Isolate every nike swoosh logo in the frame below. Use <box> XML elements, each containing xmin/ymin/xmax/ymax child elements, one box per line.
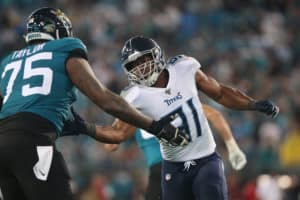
<box><xmin>38</xmin><ymin>169</ymin><xmax>46</xmax><ymax>176</ymax></box>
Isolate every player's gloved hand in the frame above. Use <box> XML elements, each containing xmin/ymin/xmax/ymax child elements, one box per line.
<box><xmin>225</xmin><ymin>138</ymin><xmax>247</xmax><ymax>170</ymax></box>
<box><xmin>148</xmin><ymin>114</ymin><xmax>189</xmax><ymax>146</ymax></box>
<box><xmin>62</xmin><ymin>107</ymin><xmax>96</xmax><ymax>137</ymax></box>
<box><xmin>249</xmin><ymin>100</ymin><xmax>279</xmax><ymax>118</ymax></box>
<box><xmin>157</xmin><ymin>123</ymin><xmax>190</xmax><ymax>146</ymax></box>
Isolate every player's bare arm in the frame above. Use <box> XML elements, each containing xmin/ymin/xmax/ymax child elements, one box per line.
<box><xmin>103</xmin><ymin>119</ymin><xmax>136</xmax><ymax>152</ymax></box>
<box><xmin>66</xmin><ymin>57</ymin><xmax>153</xmax><ymax>130</ymax></box>
<box><xmin>110</xmin><ymin>119</ymin><xmax>137</xmax><ymax>140</ymax></box>
<box><xmin>195</xmin><ymin>69</ymin><xmax>279</xmax><ymax>117</ymax></box>
<box><xmin>195</xmin><ymin>69</ymin><xmax>253</xmax><ymax>109</ymax></box>
<box><xmin>88</xmin><ymin>125</ymin><xmax>131</xmax><ymax>144</ymax></box>
<box><xmin>62</xmin><ymin>108</ymin><xmax>136</xmax><ymax>144</ymax></box>
<box><xmin>202</xmin><ymin>104</ymin><xmax>232</xmax><ymax>140</ymax></box>
<box><xmin>98</xmin><ymin>119</ymin><xmax>136</xmax><ymax>145</ymax></box>
<box><xmin>62</xmin><ymin>111</ymin><xmax>136</xmax><ymax>151</ymax></box>
<box><xmin>66</xmin><ymin>57</ymin><xmax>188</xmax><ymax>146</ymax></box>
<box><xmin>202</xmin><ymin>104</ymin><xmax>247</xmax><ymax>170</ymax></box>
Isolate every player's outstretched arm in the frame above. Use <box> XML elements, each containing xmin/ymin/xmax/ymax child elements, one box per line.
<box><xmin>202</xmin><ymin>104</ymin><xmax>246</xmax><ymax>170</ymax></box>
<box><xmin>66</xmin><ymin>57</ymin><xmax>188</xmax><ymax>146</ymax></box>
<box><xmin>195</xmin><ymin>69</ymin><xmax>279</xmax><ymax>118</ymax></box>
<box><xmin>103</xmin><ymin>143</ymin><xmax>120</xmax><ymax>152</ymax></box>
<box><xmin>63</xmin><ymin>106</ymin><xmax>188</xmax><ymax>148</ymax></box>
<box><xmin>66</xmin><ymin>57</ymin><xmax>152</xmax><ymax>130</ymax></box>
<box><xmin>62</xmin><ymin>108</ymin><xmax>136</xmax><ymax>144</ymax></box>
<box><xmin>103</xmin><ymin>119</ymin><xmax>137</xmax><ymax>152</ymax></box>
<box><xmin>85</xmin><ymin>125</ymin><xmax>130</xmax><ymax>144</ymax></box>
<box><xmin>62</xmin><ymin>109</ymin><xmax>137</xmax><ymax>150</ymax></box>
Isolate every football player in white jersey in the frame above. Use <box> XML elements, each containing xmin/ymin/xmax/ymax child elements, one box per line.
<box><xmin>65</xmin><ymin>35</ymin><xmax>279</xmax><ymax>200</ymax></box>
<box><xmin>103</xmin><ymin>103</ymin><xmax>247</xmax><ymax>200</ymax></box>
<box><xmin>109</xmin><ymin>36</ymin><xmax>279</xmax><ymax>200</ymax></box>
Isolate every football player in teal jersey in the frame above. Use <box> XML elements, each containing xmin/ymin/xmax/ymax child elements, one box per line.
<box><xmin>0</xmin><ymin>8</ymin><xmax>188</xmax><ymax>200</ymax></box>
<box><xmin>103</xmin><ymin>104</ymin><xmax>247</xmax><ymax>200</ymax></box>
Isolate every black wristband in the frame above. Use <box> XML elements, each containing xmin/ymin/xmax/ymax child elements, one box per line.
<box><xmin>84</xmin><ymin>122</ymin><xmax>97</xmax><ymax>138</ymax></box>
<box><xmin>147</xmin><ymin>120</ymin><xmax>163</xmax><ymax>136</ymax></box>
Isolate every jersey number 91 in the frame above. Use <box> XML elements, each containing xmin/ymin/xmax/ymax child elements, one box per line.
<box><xmin>164</xmin><ymin>98</ymin><xmax>202</xmax><ymax>142</ymax></box>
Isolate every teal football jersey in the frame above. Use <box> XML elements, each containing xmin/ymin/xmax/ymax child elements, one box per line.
<box><xmin>0</xmin><ymin>37</ymin><xmax>87</xmax><ymax>135</ymax></box>
<box><xmin>135</xmin><ymin>129</ymin><xmax>162</xmax><ymax>167</ymax></box>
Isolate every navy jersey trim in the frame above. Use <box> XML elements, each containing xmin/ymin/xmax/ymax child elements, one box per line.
<box><xmin>66</xmin><ymin>48</ymin><xmax>88</xmax><ymax>62</ymax></box>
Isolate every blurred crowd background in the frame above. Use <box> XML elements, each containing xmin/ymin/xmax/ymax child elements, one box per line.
<box><xmin>1</xmin><ymin>0</ymin><xmax>300</xmax><ymax>199</ymax></box>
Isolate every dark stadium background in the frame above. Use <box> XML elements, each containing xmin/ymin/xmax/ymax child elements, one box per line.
<box><xmin>0</xmin><ymin>0</ymin><xmax>300</xmax><ymax>199</ymax></box>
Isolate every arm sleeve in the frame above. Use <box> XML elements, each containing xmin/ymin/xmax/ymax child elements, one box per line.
<box><xmin>67</xmin><ymin>48</ymin><xmax>88</xmax><ymax>60</ymax></box>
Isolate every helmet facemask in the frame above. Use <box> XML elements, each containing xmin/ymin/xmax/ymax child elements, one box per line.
<box><xmin>123</xmin><ymin>47</ymin><xmax>165</xmax><ymax>86</ymax></box>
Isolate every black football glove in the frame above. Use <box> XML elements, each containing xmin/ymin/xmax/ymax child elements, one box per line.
<box><xmin>250</xmin><ymin>100</ymin><xmax>279</xmax><ymax>118</ymax></box>
<box><xmin>157</xmin><ymin>124</ymin><xmax>190</xmax><ymax>146</ymax></box>
<box><xmin>62</xmin><ymin>107</ymin><xmax>96</xmax><ymax>137</ymax></box>
<box><xmin>148</xmin><ymin>114</ymin><xmax>189</xmax><ymax>146</ymax></box>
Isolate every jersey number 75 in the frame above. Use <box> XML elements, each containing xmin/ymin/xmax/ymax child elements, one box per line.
<box><xmin>1</xmin><ymin>52</ymin><xmax>53</xmax><ymax>104</ymax></box>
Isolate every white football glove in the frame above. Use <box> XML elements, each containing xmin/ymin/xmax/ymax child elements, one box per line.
<box><xmin>225</xmin><ymin>138</ymin><xmax>247</xmax><ymax>170</ymax></box>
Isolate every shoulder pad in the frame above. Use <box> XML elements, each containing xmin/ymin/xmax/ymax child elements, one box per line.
<box><xmin>0</xmin><ymin>54</ymin><xmax>11</xmax><ymax>67</ymax></box>
<box><xmin>120</xmin><ymin>85</ymin><xmax>140</xmax><ymax>104</ymax></box>
<box><xmin>51</xmin><ymin>37</ymin><xmax>88</xmax><ymax>55</ymax></box>
<box><xmin>120</xmin><ymin>85</ymin><xmax>133</xmax><ymax>97</ymax></box>
<box><xmin>167</xmin><ymin>55</ymin><xmax>187</xmax><ymax>65</ymax></box>
<box><xmin>120</xmin><ymin>85</ymin><xmax>138</xmax><ymax>97</ymax></box>
<box><xmin>167</xmin><ymin>55</ymin><xmax>201</xmax><ymax>69</ymax></box>
<box><xmin>184</xmin><ymin>56</ymin><xmax>201</xmax><ymax>69</ymax></box>
<box><xmin>0</xmin><ymin>53</ymin><xmax>14</xmax><ymax>76</ymax></box>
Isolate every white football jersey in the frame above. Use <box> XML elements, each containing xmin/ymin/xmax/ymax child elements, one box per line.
<box><xmin>121</xmin><ymin>55</ymin><xmax>216</xmax><ymax>162</ymax></box>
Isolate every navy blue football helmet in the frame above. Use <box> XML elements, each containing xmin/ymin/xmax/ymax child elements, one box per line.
<box><xmin>121</xmin><ymin>36</ymin><xmax>166</xmax><ymax>86</ymax></box>
<box><xmin>24</xmin><ymin>7</ymin><xmax>73</xmax><ymax>44</ymax></box>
